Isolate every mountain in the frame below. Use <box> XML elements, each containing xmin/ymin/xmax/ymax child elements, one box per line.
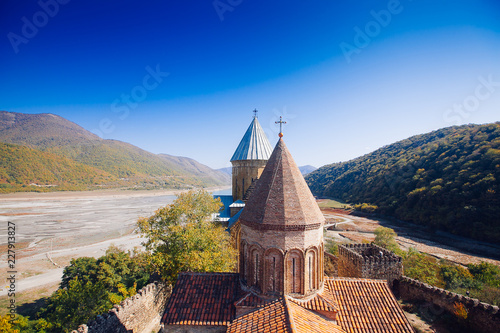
<box><xmin>0</xmin><ymin>111</ymin><xmax>229</xmax><ymax>192</ymax></box>
<box><xmin>0</xmin><ymin>142</ymin><xmax>114</xmax><ymax>192</ymax></box>
<box><xmin>217</xmin><ymin>167</ymin><xmax>232</xmax><ymax>176</ymax></box>
<box><xmin>306</xmin><ymin>123</ymin><xmax>500</xmax><ymax>243</ymax></box>
<box><xmin>158</xmin><ymin>154</ymin><xmax>231</xmax><ymax>185</ymax></box>
<box><xmin>299</xmin><ymin>165</ymin><xmax>317</xmax><ymax>175</ymax></box>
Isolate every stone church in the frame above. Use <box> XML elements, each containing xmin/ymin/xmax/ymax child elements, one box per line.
<box><xmin>160</xmin><ymin>115</ymin><xmax>414</xmax><ymax>332</ymax></box>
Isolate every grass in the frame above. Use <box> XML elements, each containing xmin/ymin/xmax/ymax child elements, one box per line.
<box><xmin>317</xmin><ymin>198</ymin><xmax>351</xmax><ymax>209</ymax></box>
<box><xmin>0</xmin><ymin>282</ymin><xmax>58</xmax><ymax>317</ymax></box>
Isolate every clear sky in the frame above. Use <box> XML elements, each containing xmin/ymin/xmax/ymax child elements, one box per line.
<box><xmin>1</xmin><ymin>0</ymin><xmax>499</xmax><ymax>169</ymax></box>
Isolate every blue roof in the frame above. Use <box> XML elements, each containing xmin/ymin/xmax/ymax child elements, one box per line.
<box><xmin>227</xmin><ymin>208</ymin><xmax>243</xmax><ymax>231</ymax></box>
<box><xmin>214</xmin><ymin>195</ymin><xmax>233</xmax><ymax>218</ymax></box>
<box><xmin>230</xmin><ymin>117</ymin><xmax>273</xmax><ymax>161</ymax></box>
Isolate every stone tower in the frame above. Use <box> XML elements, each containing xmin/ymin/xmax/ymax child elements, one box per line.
<box><xmin>239</xmin><ymin>138</ymin><xmax>325</xmax><ymax>298</ymax></box>
<box><xmin>230</xmin><ymin>115</ymin><xmax>272</xmax><ymax>201</ymax></box>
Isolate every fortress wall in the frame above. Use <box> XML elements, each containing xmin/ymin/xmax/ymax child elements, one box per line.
<box><xmin>338</xmin><ymin>244</ymin><xmax>403</xmax><ymax>286</ymax></box>
<box><xmin>398</xmin><ymin>276</ymin><xmax>500</xmax><ymax>333</ymax></box>
<box><xmin>71</xmin><ymin>281</ymin><xmax>171</xmax><ymax>333</ymax></box>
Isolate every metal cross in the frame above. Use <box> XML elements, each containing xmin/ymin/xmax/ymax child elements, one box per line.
<box><xmin>275</xmin><ymin>116</ymin><xmax>286</xmax><ymax>137</ymax></box>
<box><xmin>253</xmin><ymin>109</ymin><xmax>258</xmax><ymax>118</ymax></box>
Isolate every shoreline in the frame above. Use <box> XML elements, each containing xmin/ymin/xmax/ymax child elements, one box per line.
<box><xmin>0</xmin><ymin>186</ymin><xmax>230</xmax><ymax>201</ymax></box>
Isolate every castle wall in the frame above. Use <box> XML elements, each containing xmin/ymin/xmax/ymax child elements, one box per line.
<box><xmin>338</xmin><ymin>244</ymin><xmax>403</xmax><ymax>286</ymax></box>
<box><xmin>324</xmin><ymin>251</ymin><xmax>338</xmax><ymax>277</ymax></box>
<box><xmin>398</xmin><ymin>276</ymin><xmax>500</xmax><ymax>333</ymax></box>
<box><xmin>71</xmin><ymin>281</ymin><xmax>171</xmax><ymax>333</ymax></box>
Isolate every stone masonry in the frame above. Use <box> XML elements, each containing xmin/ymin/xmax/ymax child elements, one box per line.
<box><xmin>337</xmin><ymin>243</ymin><xmax>403</xmax><ymax>287</ymax></box>
<box><xmin>71</xmin><ymin>281</ymin><xmax>171</xmax><ymax>333</ymax></box>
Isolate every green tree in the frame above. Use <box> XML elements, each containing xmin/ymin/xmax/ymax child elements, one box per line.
<box><xmin>373</xmin><ymin>226</ymin><xmax>401</xmax><ymax>254</ymax></box>
<box><xmin>467</xmin><ymin>262</ymin><xmax>500</xmax><ymax>288</ymax></box>
<box><xmin>39</xmin><ymin>278</ymin><xmax>113</xmax><ymax>333</ymax></box>
<box><xmin>61</xmin><ymin>246</ymin><xmax>149</xmax><ymax>291</ymax></box>
<box><xmin>137</xmin><ymin>189</ymin><xmax>237</xmax><ymax>285</ymax></box>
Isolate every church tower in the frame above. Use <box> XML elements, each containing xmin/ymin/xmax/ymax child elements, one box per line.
<box><xmin>238</xmin><ymin>136</ymin><xmax>325</xmax><ymax>298</ymax></box>
<box><xmin>230</xmin><ymin>112</ymin><xmax>272</xmax><ymax>201</ymax></box>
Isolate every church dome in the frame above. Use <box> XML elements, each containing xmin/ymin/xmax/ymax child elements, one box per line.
<box><xmin>240</xmin><ymin>138</ymin><xmax>325</xmax><ymax>229</ymax></box>
<box><xmin>231</xmin><ymin>117</ymin><xmax>273</xmax><ymax>161</ymax></box>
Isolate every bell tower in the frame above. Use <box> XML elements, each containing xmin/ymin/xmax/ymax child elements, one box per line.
<box><xmin>230</xmin><ymin>111</ymin><xmax>272</xmax><ymax>201</ymax></box>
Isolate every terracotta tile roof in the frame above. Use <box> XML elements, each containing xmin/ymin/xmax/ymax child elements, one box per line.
<box><xmin>235</xmin><ymin>292</ymin><xmax>273</xmax><ymax>308</ymax></box>
<box><xmin>228</xmin><ymin>297</ymin><xmax>346</xmax><ymax>333</ymax></box>
<box><xmin>240</xmin><ymin>138</ymin><xmax>325</xmax><ymax>229</ymax></box>
<box><xmin>285</xmin><ymin>298</ymin><xmax>346</xmax><ymax>333</ymax></box>
<box><xmin>326</xmin><ymin>278</ymin><xmax>414</xmax><ymax>333</ymax></box>
<box><xmin>161</xmin><ymin>272</ymin><xmax>241</xmax><ymax>326</ymax></box>
<box><xmin>227</xmin><ymin>298</ymin><xmax>292</xmax><ymax>333</ymax></box>
<box><xmin>288</xmin><ymin>291</ymin><xmax>339</xmax><ymax>313</ymax></box>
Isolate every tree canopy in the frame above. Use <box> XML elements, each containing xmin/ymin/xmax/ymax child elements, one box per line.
<box><xmin>137</xmin><ymin>189</ymin><xmax>237</xmax><ymax>284</ymax></box>
<box><xmin>306</xmin><ymin>122</ymin><xmax>500</xmax><ymax>243</ymax></box>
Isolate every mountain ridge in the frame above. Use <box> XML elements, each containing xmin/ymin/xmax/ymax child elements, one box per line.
<box><xmin>306</xmin><ymin>122</ymin><xmax>500</xmax><ymax>243</ymax></box>
<box><xmin>0</xmin><ymin>111</ymin><xmax>229</xmax><ymax>192</ymax></box>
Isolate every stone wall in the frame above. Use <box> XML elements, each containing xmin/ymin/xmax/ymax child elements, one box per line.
<box><xmin>231</xmin><ymin>160</ymin><xmax>267</xmax><ymax>201</ymax></box>
<box><xmin>398</xmin><ymin>276</ymin><xmax>500</xmax><ymax>333</ymax></box>
<box><xmin>324</xmin><ymin>251</ymin><xmax>338</xmax><ymax>277</ymax></box>
<box><xmin>338</xmin><ymin>243</ymin><xmax>403</xmax><ymax>286</ymax></box>
<box><xmin>71</xmin><ymin>281</ymin><xmax>171</xmax><ymax>333</ymax></box>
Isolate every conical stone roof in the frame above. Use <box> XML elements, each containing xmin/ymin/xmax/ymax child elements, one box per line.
<box><xmin>231</xmin><ymin>117</ymin><xmax>273</xmax><ymax>161</ymax></box>
<box><xmin>240</xmin><ymin>138</ymin><xmax>324</xmax><ymax>230</ymax></box>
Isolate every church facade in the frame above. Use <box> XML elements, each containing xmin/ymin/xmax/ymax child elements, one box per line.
<box><xmin>161</xmin><ymin>115</ymin><xmax>414</xmax><ymax>333</ymax></box>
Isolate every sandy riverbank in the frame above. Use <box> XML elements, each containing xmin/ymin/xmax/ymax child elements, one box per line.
<box><xmin>0</xmin><ymin>186</ymin><xmax>230</xmax><ymax>201</ymax></box>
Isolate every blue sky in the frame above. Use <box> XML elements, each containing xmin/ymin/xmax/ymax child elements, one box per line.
<box><xmin>1</xmin><ymin>0</ymin><xmax>499</xmax><ymax>169</ymax></box>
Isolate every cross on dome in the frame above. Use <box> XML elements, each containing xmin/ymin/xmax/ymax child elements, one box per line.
<box><xmin>275</xmin><ymin>116</ymin><xmax>286</xmax><ymax>138</ymax></box>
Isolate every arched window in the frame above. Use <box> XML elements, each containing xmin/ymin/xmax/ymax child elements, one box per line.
<box><xmin>264</xmin><ymin>249</ymin><xmax>283</xmax><ymax>294</ymax></box>
<box><xmin>286</xmin><ymin>250</ymin><xmax>303</xmax><ymax>294</ymax></box>
<box><xmin>306</xmin><ymin>250</ymin><xmax>317</xmax><ymax>291</ymax></box>
<box><xmin>248</xmin><ymin>246</ymin><xmax>263</xmax><ymax>288</ymax></box>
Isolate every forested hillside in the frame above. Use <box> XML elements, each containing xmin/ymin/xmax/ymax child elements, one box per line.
<box><xmin>306</xmin><ymin>123</ymin><xmax>500</xmax><ymax>243</ymax></box>
<box><xmin>0</xmin><ymin>111</ymin><xmax>229</xmax><ymax>192</ymax></box>
<box><xmin>0</xmin><ymin>142</ymin><xmax>115</xmax><ymax>192</ymax></box>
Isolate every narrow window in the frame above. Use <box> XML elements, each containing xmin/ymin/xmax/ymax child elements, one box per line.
<box><xmin>309</xmin><ymin>256</ymin><xmax>312</xmax><ymax>290</ymax></box>
<box><xmin>254</xmin><ymin>253</ymin><xmax>259</xmax><ymax>285</ymax></box>
<box><xmin>272</xmin><ymin>256</ymin><xmax>276</xmax><ymax>292</ymax></box>
<box><xmin>292</xmin><ymin>258</ymin><xmax>296</xmax><ymax>293</ymax></box>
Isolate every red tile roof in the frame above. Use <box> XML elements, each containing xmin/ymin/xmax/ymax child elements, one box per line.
<box><xmin>162</xmin><ymin>274</ymin><xmax>414</xmax><ymax>333</ymax></box>
<box><xmin>161</xmin><ymin>272</ymin><xmax>241</xmax><ymax>326</ymax></box>
<box><xmin>288</xmin><ymin>291</ymin><xmax>339</xmax><ymax>313</ymax></box>
<box><xmin>285</xmin><ymin>298</ymin><xmax>346</xmax><ymax>333</ymax></box>
<box><xmin>326</xmin><ymin>278</ymin><xmax>414</xmax><ymax>333</ymax></box>
<box><xmin>228</xmin><ymin>297</ymin><xmax>346</xmax><ymax>333</ymax></box>
<box><xmin>227</xmin><ymin>298</ymin><xmax>292</xmax><ymax>333</ymax></box>
<box><xmin>240</xmin><ymin>138</ymin><xmax>325</xmax><ymax>229</ymax></box>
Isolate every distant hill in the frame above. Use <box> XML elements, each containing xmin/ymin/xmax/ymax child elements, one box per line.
<box><xmin>0</xmin><ymin>142</ymin><xmax>114</xmax><ymax>193</ymax></box>
<box><xmin>217</xmin><ymin>167</ymin><xmax>232</xmax><ymax>176</ymax></box>
<box><xmin>158</xmin><ymin>154</ymin><xmax>231</xmax><ymax>185</ymax></box>
<box><xmin>0</xmin><ymin>111</ymin><xmax>229</xmax><ymax>192</ymax></box>
<box><xmin>306</xmin><ymin>123</ymin><xmax>500</xmax><ymax>243</ymax></box>
<box><xmin>299</xmin><ymin>165</ymin><xmax>317</xmax><ymax>175</ymax></box>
